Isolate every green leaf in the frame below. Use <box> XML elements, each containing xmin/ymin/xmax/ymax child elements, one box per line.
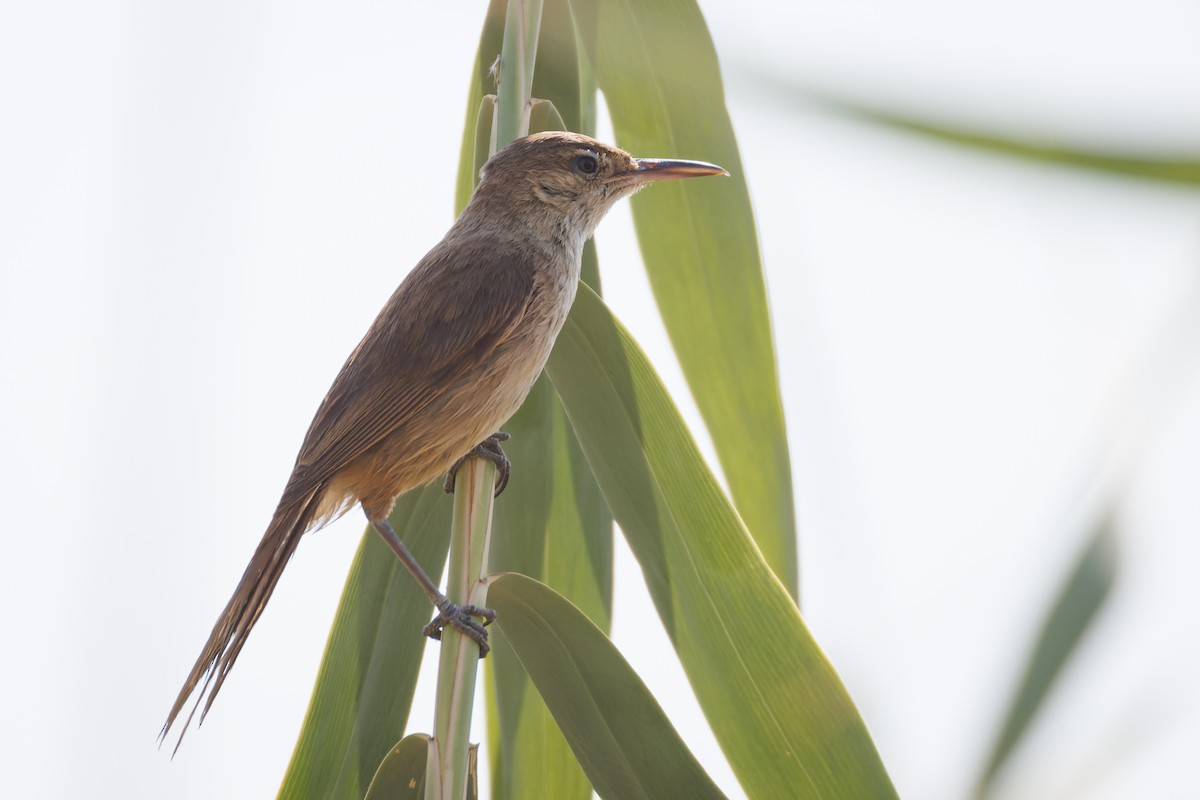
<box><xmin>278</xmin><ymin>488</ymin><xmax>453</xmax><ymax>800</ymax></box>
<box><xmin>977</xmin><ymin>521</ymin><xmax>1118</xmax><ymax>792</ymax></box>
<box><xmin>490</xmin><ymin>573</ymin><xmax>726</xmax><ymax>800</ymax></box>
<box><xmin>530</xmin><ymin>0</ymin><xmax>584</xmax><ymax>132</ymax></box>
<box><xmin>363</xmin><ymin>734</ymin><xmax>478</xmax><ymax>800</ymax></box>
<box><xmin>527</xmin><ymin>98</ymin><xmax>567</xmax><ymax>135</ymax></box>
<box><xmin>783</xmin><ymin>86</ymin><xmax>1200</xmax><ymax>187</ymax></box>
<box><xmin>485</xmin><ymin>377</ymin><xmax>600</xmax><ymax>800</ymax></box>
<box><xmin>471</xmin><ymin>95</ymin><xmax>498</xmax><ymax>191</ymax></box>
<box><xmin>487</xmin><ymin>383</ymin><xmax>611</xmax><ymax>800</ymax></box>
<box><xmin>546</xmin><ymin>284</ymin><xmax>897</xmax><ymax>799</ymax></box>
<box><xmin>363</xmin><ymin>734</ymin><xmax>429</xmax><ymax>800</ymax></box>
<box><xmin>454</xmin><ymin>0</ymin><xmax>508</xmax><ymax>214</ymax></box>
<box><xmin>580</xmin><ymin>0</ymin><xmax>798</xmax><ymax>596</ymax></box>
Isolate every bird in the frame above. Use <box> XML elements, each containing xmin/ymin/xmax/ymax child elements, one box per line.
<box><xmin>161</xmin><ymin>130</ymin><xmax>727</xmax><ymax>748</ymax></box>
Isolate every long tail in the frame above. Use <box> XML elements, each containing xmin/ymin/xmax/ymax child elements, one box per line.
<box><xmin>160</xmin><ymin>485</ymin><xmax>326</xmax><ymax>753</ymax></box>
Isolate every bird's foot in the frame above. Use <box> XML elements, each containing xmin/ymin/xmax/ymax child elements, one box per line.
<box><xmin>423</xmin><ymin>599</ymin><xmax>497</xmax><ymax>657</ymax></box>
<box><xmin>443</xmin><ymin>432</ymin><xmax>511</xmax><ymax>497</ymax></box>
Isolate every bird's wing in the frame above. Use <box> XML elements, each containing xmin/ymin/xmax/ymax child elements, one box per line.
<box><xmin>283</xmin><ymin>237</ymin><xmax>540</xmax><ymax>499</ymax></box>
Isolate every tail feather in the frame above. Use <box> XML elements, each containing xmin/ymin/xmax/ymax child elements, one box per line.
<box><xmin>160</xmin><ymin>486</ymin><xmax>326</xmax><ymax>753</ymax></box>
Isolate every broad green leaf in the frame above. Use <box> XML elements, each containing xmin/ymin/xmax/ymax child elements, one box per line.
<box><xmin>490</xmin><ymin>573</ymin><xmax>726</xmax><ymax>800</ymax></box>
<box><xmin>546</xmin><ymin>285</ymin><xmax>897</xmax><ymax>799</ymax></box>
<box><xmin>279</xmin><ymin>489</ymin><xmax>453</xmax><ymax>800</ymax></box>
<box><xmin>788</xmin><ymin>87</ymin><xmax>1200</xmax><ymax>187</ymax></box>
<box><xmin>580</xmin><ymin>0</ymin><xmax>798</xmax><ymax>597</ymax></box>
<box><xmin>976</xmin><ymin>521</ymin><xmax>1118</xmax><ymax>793</ymax></box>
<box><xmin>363</xmin><ymin>735</ymin><xmax>478</xmax><ymax>800</ymax></box>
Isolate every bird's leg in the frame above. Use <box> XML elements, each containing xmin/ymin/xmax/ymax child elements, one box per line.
<box><xmin>368</xmin><ymin>513</ymin><xmax>496</xmax><ymax>656</ymax></box>
<box><xmin>443</xmin><ymin>431</ymin><xmax>511</xmax><ymax>497</ymax></box>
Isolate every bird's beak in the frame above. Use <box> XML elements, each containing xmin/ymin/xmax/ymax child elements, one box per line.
<box><xmin>610</xmin><ymin>158</ymin><xmax>729</xmax><ymax>187</ymax></box>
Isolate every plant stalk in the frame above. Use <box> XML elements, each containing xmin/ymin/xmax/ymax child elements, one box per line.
<box><xmin>425</xmin><ymin>458</ymin><xmax>497</xmax><ymax>800</ymax></box>
<box><xmin>496</xmin><ymin>0</ymin><xmax>544</xmax><ymax>147</ymax></box>
<box><xmin>426</xmin><ymin>4</ymin><xmax>543</xmax><ymax>797</ymax></box>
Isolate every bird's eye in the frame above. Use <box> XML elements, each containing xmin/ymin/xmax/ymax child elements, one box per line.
<box><xmin>573</xmin><ymin>154</ymin><xmax>599</xmax><ymax>175</ymax></box>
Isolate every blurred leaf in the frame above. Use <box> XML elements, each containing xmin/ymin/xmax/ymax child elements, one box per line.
<box><xmin>278</xmin><ymin>489</ymin><xmax>452</xmax><ymax>800</ymax></box>
<box><xmin>580</xmin><ymin>0</ymin><xmax>798</xmax><ymax>597</ymax></box>
<box><xmin>490</xmin><ymin>573</ymin><xmax>726</xmax><ymax>800</ymax></box>
<box><xmin>977</xmin><ymin>521</ymin><xmax>1118</xmax><ymax>793</ymax></box>
<box><xmin>787</xmin><ymin>86</ymin><xmax>1200</xmax><ymax>187</ymax></box>
<box><xmin>547</xmin><ymin>284</ymin><xmax>897</xmax><ymax>799</ymax></box>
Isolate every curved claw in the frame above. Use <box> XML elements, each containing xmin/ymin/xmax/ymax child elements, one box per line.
<box><xmin>423</xmin><ymin>600</ymin><xmax>497</xmax><ymax>657</ymax></box>
<box><xmin>444</xmin><ymin>432</ymin><xmax>512</xmax><ymax>497</ymax></box>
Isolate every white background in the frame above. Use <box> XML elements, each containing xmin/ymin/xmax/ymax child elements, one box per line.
<box><xmin>2</xmin><ymin>1</ymin><xmax>1199</xmax><ymax>798</ymax></box>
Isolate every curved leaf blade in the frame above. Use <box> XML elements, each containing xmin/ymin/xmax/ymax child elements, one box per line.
<box><xmin>546</xmin><ymin>285</ymin><xmax>897</xmax><ymax>799</ymax></box>
<box><xmin>490</xmin><ymin>573</ymin><xmax>726</xmax><ymax>800</ymax></box>
<box><xmin>583</xmin><ymin>0</ymin><xmax>798</xmax><ymax>596</ymax></box>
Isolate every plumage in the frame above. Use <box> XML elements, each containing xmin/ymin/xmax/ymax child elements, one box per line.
<box><xmin>161</xmin><ymin>131</ymin><xmax>726</xmax><ymax>750</ymax></box>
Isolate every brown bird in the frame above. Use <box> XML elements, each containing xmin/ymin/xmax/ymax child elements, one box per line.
<box><xmin>161</xmin><ymin>130</ymin><xmax>726</xmax><ymax>747</ymax></box>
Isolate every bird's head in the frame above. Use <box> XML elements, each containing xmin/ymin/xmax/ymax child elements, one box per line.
<box><xmin>471</xmin><ymin>131</ymin><xmax>727</xmax><ymax>245</ymax></box>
